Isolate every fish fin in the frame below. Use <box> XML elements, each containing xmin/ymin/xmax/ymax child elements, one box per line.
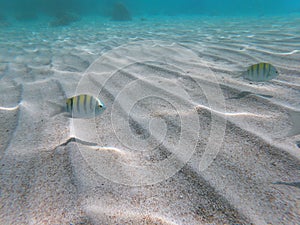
<box><xmin>46</xmin><ymin>100</ymin><xmax>66</xmax><ymax>117</ymax></box>
<box><xmin>286</xmin><ymin>110</ymin><xmax>300</xmax><ymax>137</ymax></box>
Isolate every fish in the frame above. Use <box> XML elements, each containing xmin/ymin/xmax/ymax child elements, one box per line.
<box><xmin>242</xmin><ymin>63</ymin><xmax>279</xmax><ymax>82</ymax></box>
<box><xmin>48</xmin><ymin>94</ymin><xmax>106</xmax><ymax>118</ymax></box>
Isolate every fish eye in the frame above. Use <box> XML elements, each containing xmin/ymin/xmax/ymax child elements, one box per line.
<box><xmin>99</xmin><ymin>105</ymin><xmax>103</xmax><ymax>108</ymax></box>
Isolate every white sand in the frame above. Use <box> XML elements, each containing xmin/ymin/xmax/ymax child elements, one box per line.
<box><xmin>0</xmin><ymin>15</ymin><xmax>300</xmax><ymax>224</ymax></box>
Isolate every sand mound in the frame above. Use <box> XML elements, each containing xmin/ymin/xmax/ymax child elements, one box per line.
<box><xmin>0</xmin><ymin>16</ymin><xmax>299</xmax><ymax>224</ymax></box>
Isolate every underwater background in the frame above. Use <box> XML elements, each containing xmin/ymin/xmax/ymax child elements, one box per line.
<box><xmin>1</xmin><ymin>0</ymin><xmax>300</xmax><ymax>17</ymax></box>
<box><xmin>1</xmin><ymin>1</ymin><xmax>300</xmax><ymax>225</ymax></box>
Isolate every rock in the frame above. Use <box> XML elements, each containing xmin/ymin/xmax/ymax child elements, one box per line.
<box><xmin>50</xmin><ymin>11</ymin><xmax>80</xmax><ymax>27</ymax></box>
<box><xmin>111</xmin><ymin>2</ymin><xmax>132</xmax><ymax>21</ymax></box>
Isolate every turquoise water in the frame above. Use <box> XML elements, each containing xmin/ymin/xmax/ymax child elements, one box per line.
<box><xmin>1</xmin><ymin>0</ymin><xmax>300</xmax><ymax>19</ymax></box>
<box><xmin>1</xmin><ymin>1</ymin><xmax>300</xmax><ymax>224</ymax></box>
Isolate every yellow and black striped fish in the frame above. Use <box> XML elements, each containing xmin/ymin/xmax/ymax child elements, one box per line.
<box><xmin>243</xmin><ymin>62</ymin><xmax>279</xmax><ymax>82</ymax></box>
<box><xmin>65</xmin><ymin>94</ymin><xmax>106</xmax><ymax>118</ymax></box>
<box><xmin>49</xmin><ymin>94</ymin><xmax>106</xmax><ymax>118</ymax></box>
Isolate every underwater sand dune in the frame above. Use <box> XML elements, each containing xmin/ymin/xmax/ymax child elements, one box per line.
<box><xmin>0</xmin><ymin>16</ymin><xmax>300</xmax><ymax>224</ymax></box>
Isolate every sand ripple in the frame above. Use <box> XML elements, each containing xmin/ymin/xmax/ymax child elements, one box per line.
<box><xmin>0</xmin><ymin>15</ymin><xmax>299</xmax><ymax>224</ymax></box>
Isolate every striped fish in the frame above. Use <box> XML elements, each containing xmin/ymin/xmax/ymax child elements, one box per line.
<box><xmin>66</xmin><ymin>95</ymin><xmax>106</xmax><ymax>118</ymax></box>
<box><xmin>49</xmin><ymin>94</ymin><xmax>106</xmax><ymax>118</ymax></box>
<box><xmin>243</xmin><ymin>63</ymin><xmax>279</xmax><ymax>82</ymax></box>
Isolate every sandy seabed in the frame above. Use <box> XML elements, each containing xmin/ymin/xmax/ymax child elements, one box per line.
<box><xmin>0</xmin><ymin>15</ymin><xmax>300</xmax><ymax>225</ymax></box>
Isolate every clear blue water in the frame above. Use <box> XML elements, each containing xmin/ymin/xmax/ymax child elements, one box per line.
<box><xmin>1</xmin><ymin>0</ymin><xmax>300</xmax><ymax>19</ymax></box>
<box><xmin>0</xmin><ymin>2</ymin><xmax>300</xmax><ymax>224</ymax></box>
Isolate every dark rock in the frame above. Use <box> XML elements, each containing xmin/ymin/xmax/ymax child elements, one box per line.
<box><xmin>111</xmin><ymin>2</ymin><xmax>132</xmax><ymax>21</ymax></box>
<box><xmin>50</xmin><ymin>11</ymin><xmax>80</xmax><ymax>27</ymax></box>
